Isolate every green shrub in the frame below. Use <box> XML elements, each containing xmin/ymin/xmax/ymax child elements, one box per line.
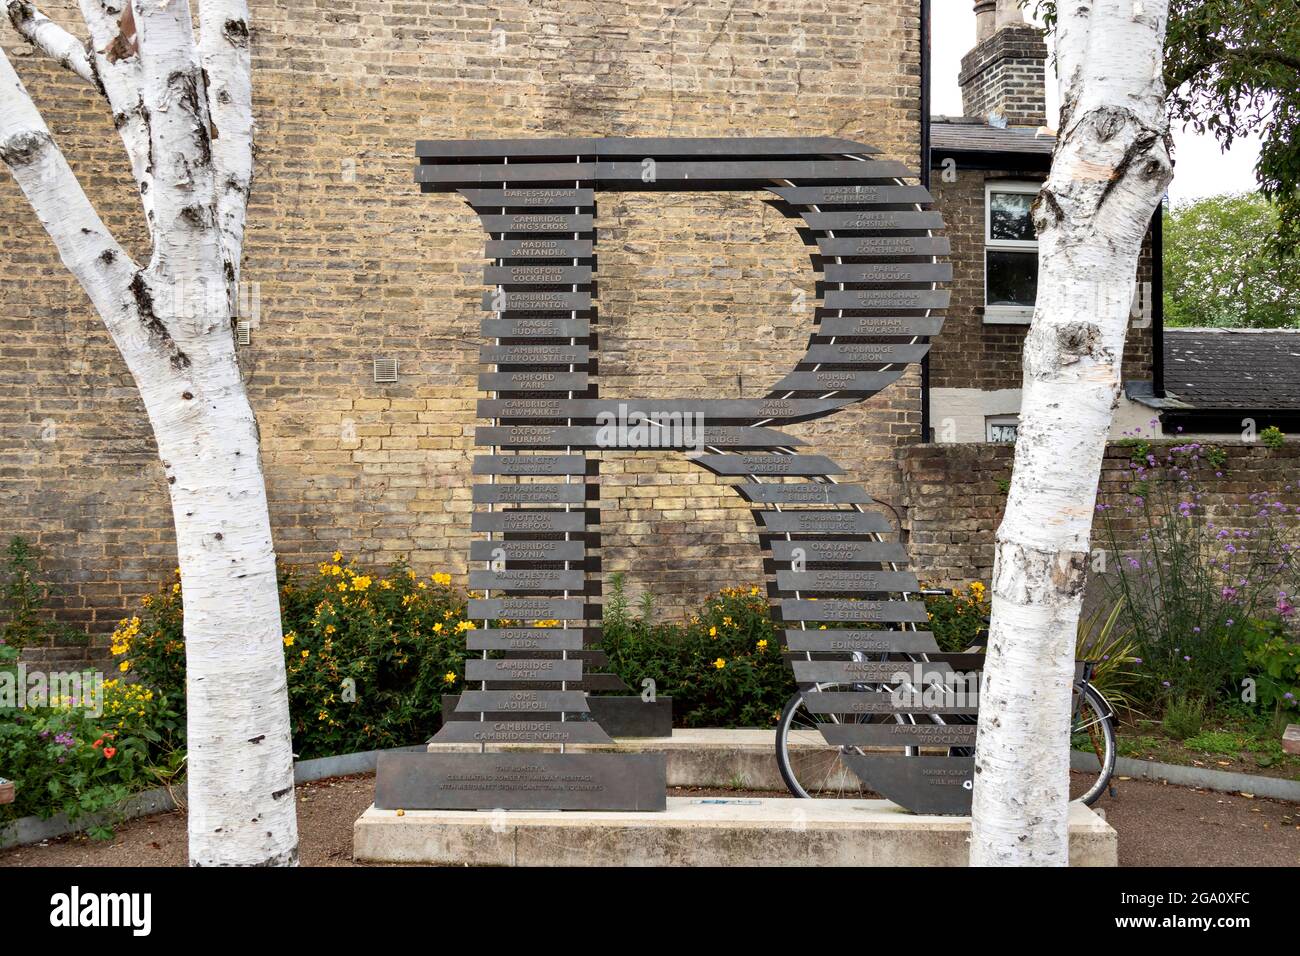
<box><xmin>922</xmin><ymin>581</ymin><xmax>989</xmax><ymax>653</ymax></box>
<box><xmin>1162</xmin><ymin>696</ymin><xmax>1207</xmax><ymax>740</ymax></box>
<box><xmin>1239</xmin><ymin>617</ymin><xmax>1300</xmax><ymax>714</ymax></box>
<box><xmin>1260</xmin><ymin>425</ymin><xmax>1286</xmax><ymax>449</ymax></box>
<box><xmin>601</xmin><ymin>577</ymin><xmax>793</xmax><ymax>727</ymax></box>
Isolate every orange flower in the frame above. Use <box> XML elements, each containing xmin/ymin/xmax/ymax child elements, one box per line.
<box><xmin>92</xmin><ymin>738</ymin><xmax>103</xmax><ymax>749</ymax></box>
<box><xmin>103</xmin><ymin>746</ymin><xmax>117</xmax><ymax>759</ymax></box>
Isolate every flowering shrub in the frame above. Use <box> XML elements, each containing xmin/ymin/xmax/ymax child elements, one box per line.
<box><xmin>0</xmin><ymin>641</ymin><xmax>161</xmax><ymax>834</ymax></box>
<box><xmin>923</xmin><ymin>581</ymin><xmax>989</xmax><ymax>652</ymax></box>
<box><xmin>1097</xmin><ymin>428</ymin><xmax>1300</xmax><ymax>712</ymax></box>
<box><xmin>602</xmin><ymin>578</ymin><xmax>793</xmax><ymax>727</ymax></box>
<box><xmin>116</xmin><ymin>556</ymin><xmax>475</xmax><ymax>759</ymax></box>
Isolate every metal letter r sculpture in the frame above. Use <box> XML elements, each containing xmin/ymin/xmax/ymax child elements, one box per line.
<box><xmin>374</xmin><ymin>137</ymin><xmax>979</xmax><ymax>815</ymax></box>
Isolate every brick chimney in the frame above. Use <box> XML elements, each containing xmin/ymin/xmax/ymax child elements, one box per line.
<box><xmin>960</xmin><ymin>0</ymin><xmax>1049</xmax><ymax>127</ymax></box>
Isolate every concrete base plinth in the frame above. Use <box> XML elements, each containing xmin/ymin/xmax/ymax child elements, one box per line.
<box><xmin>353</xmin><ymin>797</ymin><xmax>1117</xmax><ymax>866</ymax></box>
<box><xmin>428</xmin><ymin>728</ymin><xmax>800</xmax><ymax>791</ymax></box>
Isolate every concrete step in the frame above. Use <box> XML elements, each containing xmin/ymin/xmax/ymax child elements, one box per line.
<box><xmin>353</xmin><ymin>797</ymin><xmax>1117</xmax><ymax>866</ymax></box>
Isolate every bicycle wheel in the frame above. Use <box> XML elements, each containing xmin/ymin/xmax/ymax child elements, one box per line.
<box><xmin>775</xmin><ymin>683</ymin><xmax>917</xmax><ymax>798</ymax></box>
<box><xmin>1071</xmin><ymin>682</ymin><xmax>1117</xmax><ymax>806</ymax></box>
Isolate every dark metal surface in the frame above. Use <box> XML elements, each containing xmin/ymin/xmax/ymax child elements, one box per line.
<box><xmin>839</xmin><ymin>754</ymin><xmax>975</xmax><ymax>816</ymax></box>
<box><xmin>467</xmin><ymin>539</ymin><xmax>586</xmax><ymax>561</ymax></box>
<box><xmin>775</xmin><ymin>570</ymin><xmax>920</xmax><ymax>593</ymax></box>
<box><xmin>469</xmin><ymin>511</ymin><xmax>588</xmax><ymax>533</ymax></box>
<box><xmin>778</xmin><ymin>599</ymin><xmax>930</xmax><ymax>623</ymax></box>
<box><xmin>768</xmin><ymin>540</ymin><xmax>910</xmax><ymax>564</ymax></box>
<box><xmin>432</xmin><ymin>719</ymin><xmax>614</xmax><ymax>745</ymax></box>
<box><xmin>755</xmin><ymin>511</ymin><xmax>892</xmax><ymax>534</ymax></box>
<box><xmin>467</xmin><ymin>628</ymin><xmax>586</xmax><ymax>651</ymax></box>
<box><xmin>782</xmin><ymin>629</ymin><xmax>940</xmax><ymax>653</ymax></box>
<box><xmin>457</xmin><ymin>690</ymin><xmax>592</xmax><ymax>713</ymax></box>
<box><xmin>465</xmin><ymin>658</ymin><xmax>584</xmax><ymax>682</ymax></box>
<box><xmin>420</xmin><ymin>135</ymin><xmax>964</xmax><ymax>814</ymax></box>
<box><xmin>374</xmin><ymin>752</ymin><xmax>667</xmax><ymax>811</ymax></box>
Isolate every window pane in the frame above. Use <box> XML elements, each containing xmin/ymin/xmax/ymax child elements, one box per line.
<box><xmin>989</xmin><ymin>191</ymin><xmax>1036</xmax><ymax>242</ymax></box>
<box><xmin>987</xmin><ymin>421</ymin><xmax>1019</xmax><ymax>443</ymax></box>
<box><xmin>986</xmin><ymin>250</ymin><xmax>1038</xmax><ymax>308</ymax></box>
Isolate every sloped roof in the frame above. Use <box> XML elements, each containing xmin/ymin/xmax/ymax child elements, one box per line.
<box><xmin>931</xmin><ymin>117</ymin><xmax>1055</xmax><ymax>156</ymax></box>
<box><xmin>1164</xmin><ymin>328</ymin><xmax>1300</xmax><ymax>411</ymax></box>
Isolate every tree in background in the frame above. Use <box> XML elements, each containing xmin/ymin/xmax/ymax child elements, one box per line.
<box><xmin>1163</xmin><ymin>192</ymin><xmax>1300</xmax><ymax>328</ymax></box>
<box><xmin>1036</xmin><ymin>0</ymin><xmax>1300</xmax><ymax>255</ymax></box>
<box><xmin>1</xmin><ymin>0</ymin><xmax>298</xmax><ymax>866</ymax></box>
<box><xmin>1164</xmin><ymin>1</ymin><xmax>1300</xmax><ymax>255</ymax></box>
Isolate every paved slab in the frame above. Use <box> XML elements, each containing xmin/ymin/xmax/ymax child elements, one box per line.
<box><xmin>353</xmin><ymin>796</ymin><xmax>1117</xmax><ymax>866</ymax></box>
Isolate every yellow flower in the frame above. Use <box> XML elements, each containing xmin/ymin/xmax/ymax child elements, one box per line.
<box><xmin>722</xmin><ymin>616</ymin><xmax>733</xmax><ymax>627</ymax></box>
<box><xmin>351</xmin><ymin>575</ymin><xmax>372</xmax><ymax>591</ymax></box>
<box><xmin>432</xmin><ymin>572</ymin><xmax>452</xmax><ymax>586</ymax></box>
<box><xmin>172</xmin><ymin>583</ymin><xmax>181</xmax><ymax>594</ymax></box>
<box><xmin>141</xmin><ymin>595</ymin><xmax>153</xmax><ymax>607</ymax></box>
<box><xmin>749</xmin><ymin>586</ymin><xmax>760</xmax><ymax>596</ymax></box>
<box><xmin>713</xmin><ymin>658</ymin><xmax>726</xmax><ymax>670</ymax></box>
<box><xmin>119</xmin><ymin>660</ymin><xmax>131</xmax><ymax>672</ymax></box>
<box><xmin>380</xmin><ymin>580</ymin><xmax>392</xmax><ymax>590</ymax></box>
<box><xmin>301</xmin><ymin>650</ymin><xmax>310</xmax><ymax>659</ymax></box>
<box><xmin>709</xmin><ymin>626</ymin><xmax>717</xmax><ymax>637</ymax></box>
<box><xmin>756</xmin><ymin>639</ymin><xmax>768</xmax><ymax>650</ymax></box>
<box><xmin>455</xmin><ymin>620</ymin><xmax>473</xmax><ymax>632</ymax></box>
<box><xmin>324</xmin><ymin>624</ymin><xmax>336</xmax><ymax>635</ymax></box>
<box><xmin>338</xmin><ymin>581</ymin><xmax>348</xmax><ymax>592</ymax></box>
<box><xmin>442</xmin><ymin>671</ymin><xmax>457</xmax><ymax>684</ymax></box>
<box><xmin>432</xmin><ymin>622</ymin><xmax>444</xmax><ymax>633</ymax></box>
<box><xmin>283</xmin><ymin>633</ymin><xmax>296</xmax><ymax>647</ymax></box>
<box><xmin>332</xmin><ymin>551</ymin><xmax>343</xmax><ymax>562</ymax></box>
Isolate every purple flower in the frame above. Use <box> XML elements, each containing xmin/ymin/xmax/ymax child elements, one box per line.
<box><xmin>1183</xmin><ymin>655</ymin><xmax>1191</xmax><ymax>662</ymax></box>
<box><xmin>1162</xmin><ymin>681</ymin><xmax>1171</xmax><ymax>687</ymax></box>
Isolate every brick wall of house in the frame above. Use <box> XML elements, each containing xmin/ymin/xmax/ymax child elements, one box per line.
<box><xmin>928</xmin><ymin>166</ymin><xmax>1155</xmax><ymax>393</ymax></box>
<box><xmin>897</xmin><ymin>442</ymin><xmax>1300</xmax><ymax>587</ymax></box>
<box><xmin>1</xmin><ymin>0</ymin><xmax>924</xmax><ymax>647</ymax></box>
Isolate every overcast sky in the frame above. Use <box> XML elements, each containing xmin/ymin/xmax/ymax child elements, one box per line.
<box><xmin>930</xmin><ymin>2</ymin><xmax>1263</xmax><ymax>206</ymax></box>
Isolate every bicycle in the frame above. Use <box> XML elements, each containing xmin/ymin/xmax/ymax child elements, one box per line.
<box><xmin>774</xmin><ymin>590</ymin><xmax>1118</xmax><ymax>807</ymax></box>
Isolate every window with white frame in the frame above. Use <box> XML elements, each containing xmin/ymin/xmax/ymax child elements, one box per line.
<box><xmin>985</xmin><ymin>414</ymin><xmax>1020</xmax><ymax>443</ymax></box>
<box><xmin>984</xmin><ymin>181</ymin><xmax>1040</xmax><ymax>323</ymax></box>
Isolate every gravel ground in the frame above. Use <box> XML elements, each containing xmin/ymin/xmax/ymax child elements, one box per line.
<box><xmin>2</xmin><ymin>772</ymin><xmax>1297</xmax><ymax>867</ymax></box>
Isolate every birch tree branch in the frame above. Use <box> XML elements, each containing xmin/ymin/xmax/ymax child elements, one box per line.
<box><xmin>4</xmin><ymin>1</ymin><xmax>96</xmax><ymax>85</ymax></box>
<box><xmin>198</xmin><ymin>0</ymin><xmax>253</xmax><ymax>289</ymax></box>
<box><xmin>76</xmin><ymin>0</ymin><xmax>155</xmax><ymax>235</ymax></box>
<box><xmin>0</xmin><ymin>45</ymin><xmax>193</xmax><ymax>380</ymax></box>
<box><xmin>133</xmin><ymin>0</ymin><xmax>222</xmax><ymax>283</ymax></box>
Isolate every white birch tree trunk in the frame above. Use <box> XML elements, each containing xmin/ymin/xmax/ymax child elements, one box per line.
<box><xmin>1</xmin><ymin>0</ymin><xmax>297</xmax><ymax>866</ymax></box>
<box><xmin>969</xmin><ymin>0</ymin><xmax>1174</xmax><ymax>866</ymax></box>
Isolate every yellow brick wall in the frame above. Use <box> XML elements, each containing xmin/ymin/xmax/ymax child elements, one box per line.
<box><xmin>0</xmin><ymin>0</ymin><xmax>922</xmax><ymax>638</ymax></box>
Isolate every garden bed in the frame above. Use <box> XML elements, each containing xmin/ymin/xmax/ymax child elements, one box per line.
<box><xmin>1117</xmin><ymin>718</ymin><xmax>1300</xmax><ymax>782</ymax></box>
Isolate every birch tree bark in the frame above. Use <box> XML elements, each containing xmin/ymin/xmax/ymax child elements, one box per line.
<box><xmin>970</xmin><ymin>0</ymin><xmax>1174</xmax><ymax>865</ymax></box>
<box><xmin>1</xmin><ymin>0</ymin><xmax>298</xmax><ymax>866</ymax></box>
